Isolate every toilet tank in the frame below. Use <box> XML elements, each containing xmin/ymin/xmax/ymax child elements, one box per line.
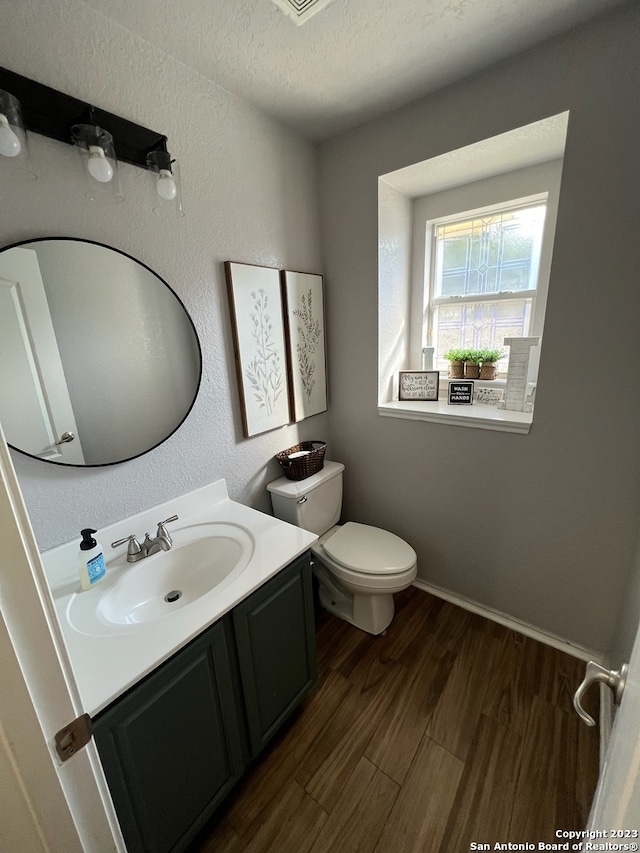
<box><xmin>267</xmin><ymin>461</ymin><xmax>345</xmax><ymax>536</ymax></box>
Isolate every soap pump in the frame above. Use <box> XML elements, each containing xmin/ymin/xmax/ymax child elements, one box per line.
<box><xmin>78</xmin><ymin>528</ymin><xmax>106</xmax><ymax>591</ymax></box>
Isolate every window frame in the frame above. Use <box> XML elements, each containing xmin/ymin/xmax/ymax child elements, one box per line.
<box><xmin>423</xmin><ymin>193</ymin><xmax>549</xmax><ymax>376</ymax></box>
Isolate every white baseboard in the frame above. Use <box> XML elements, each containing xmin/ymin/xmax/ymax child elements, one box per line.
<box><xmin>412</xmin><ymin>578</ymin><xmax>603</xmax><ymax>663</ymax></box>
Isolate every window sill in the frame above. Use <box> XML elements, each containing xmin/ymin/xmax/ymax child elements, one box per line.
<box><xmin>378</xmin><ymin>400</ymin><xmax>533</xmax><ymax>434</ymax></box>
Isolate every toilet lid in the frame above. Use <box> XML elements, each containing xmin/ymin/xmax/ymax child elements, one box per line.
<box><xmin>323</xmin><ymin>522</ymin><xmax>416</xmax><ymax>574</ymax></box>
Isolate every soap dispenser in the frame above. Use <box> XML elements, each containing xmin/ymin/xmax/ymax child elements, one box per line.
<box><xmin>78</xmin><ymin>528</ymin><xmax>106</xmax><ymax>590</ymax></box>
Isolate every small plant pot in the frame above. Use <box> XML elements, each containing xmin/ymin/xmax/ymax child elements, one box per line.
<box><xmin>449</xmin><ymin>360</ymin><xmax>465</xmax><ymax>378</ymax></box>
<box><xmin>464</xmin><ymin>363</ymin><xmax>480</xmax><ymax>379</ymax></box>
<box><xmin>480</xmin><ymin>364</ymin><xmax>498</xmax><ymax>380</ymax></box>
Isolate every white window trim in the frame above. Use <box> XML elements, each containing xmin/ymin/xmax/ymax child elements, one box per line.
<box><xmin>378</xmin><ymin>399</ymin><xmax>533</xmax><ymax>434</ymax></box>
<box><xmin>380</xmin><ymin>374</ymin><xmax>535</xmax><ymax>434</ymax></box>
<box><xmin>424</xmin><ymin>193</ymin><xmax>549</xmax><ymax>376</ymax></box>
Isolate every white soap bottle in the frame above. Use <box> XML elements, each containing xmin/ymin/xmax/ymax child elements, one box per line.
<box><xmin>78</xmin><ymin>528</ymin><xmax>107</xmax><ymax>591</ymax></box>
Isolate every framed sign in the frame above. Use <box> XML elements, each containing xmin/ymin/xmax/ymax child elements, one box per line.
<box><xmin>225</xmin><ymin>261</ymin><xmax>291</xmax><ymax>437</ymax></box>
<box><xmin>476</xmin><ymin>387</ymin><xmax>504</xmax><ymax>406</ymax></box>
<box><xmin>448</xmin><ymin>380</ymin><xmax>474</xmax><ymax>405</ymax></box>
<box><xmin>281</xmin><ymin>270</ymin><xmax>327</xmax><ymax>422</ymax></box>
<box><xmin>398</xmin><ymin>371</ymin><xmax>439</xmax><ymax>401</ymax></box>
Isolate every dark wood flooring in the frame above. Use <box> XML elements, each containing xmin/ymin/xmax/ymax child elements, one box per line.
<box><xmin>191</xmin><ymin>586</ymin><xmax>600</xmax><ymax>853</ymax></box>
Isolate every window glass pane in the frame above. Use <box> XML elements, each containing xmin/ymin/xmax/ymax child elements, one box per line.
<box><xmin>442</xmin><ymin>236</ymin><xmax>467</xmax><ymax>271</ymax></box>
<box><xmin>433</xmin><ymin>297</ymin><xmax>532</xmax><ymax>371</ymax></box>
<box><xmin>434</xmin><ymin>205</ymin><xmax>545</xmax><ymax>298</ymax></box>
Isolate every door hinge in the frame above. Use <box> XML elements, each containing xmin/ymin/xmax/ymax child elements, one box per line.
<box><xmin>54</xmin><ymin>713</ymin><xmax>92</xmax><ymax>762</ymax></box>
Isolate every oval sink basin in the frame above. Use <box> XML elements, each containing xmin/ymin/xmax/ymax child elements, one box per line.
<box><xmin>67</xmin><ymin>522</ymin><xmax>254</xmax><ymax>636</ymax></box>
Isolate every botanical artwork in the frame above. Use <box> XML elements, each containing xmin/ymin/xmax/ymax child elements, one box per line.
<box><xmin>225</xmin><ymin>262</ymin><xmax>291</xmax><ymax>437</ymax></box>
<box><xmin>293</xmin><ymin>289</ymin><xmax>321</xmax><ymax>404</ymax></box>
<box><xmin>245</xmin><ymin>288</ymin><xmax>285</xmax><ymax>416</ymax></box>
<box><xmin>282</xmin><ymin>271</ymin><xmax>327</xmax><ymax>422</ymax></box>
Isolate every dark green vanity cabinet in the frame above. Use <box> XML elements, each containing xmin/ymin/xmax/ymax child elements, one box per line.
<box><xmin>233</xmin><ymin>552</ymin><xmax>317</xmax><ymax>755</ymax></box>
<box><xmin>92</xmin><ymin>618</ymin><xmax>244</xmax><ymax>853</ymax></box>
<box><xmin>92</xmin><ymin>553</ymin><xmax>316</xmax><ymax>853</ymax></box>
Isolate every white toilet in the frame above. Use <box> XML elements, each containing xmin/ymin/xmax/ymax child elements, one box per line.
<box><xmin>267</xmin><ymin>461</ymin><xmax>417</xmax><ymax>635</ymax></box>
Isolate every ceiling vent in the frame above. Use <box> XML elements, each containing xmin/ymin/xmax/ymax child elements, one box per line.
<box><xmin>270</xmin><ymin>0</ymin><xmax>335</xmax><ymax>26</ymax></box>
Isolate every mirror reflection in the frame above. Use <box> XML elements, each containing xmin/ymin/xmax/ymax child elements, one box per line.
<box><xmin>0</xmin><ymin>238</ymin><xmax>201</xmax><ymax>466</ymax></box>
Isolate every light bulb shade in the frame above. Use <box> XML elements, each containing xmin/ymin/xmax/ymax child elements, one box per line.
<box><xmin>0</xmin><ymin>89</ymin><xmax>36</xmax><ymax>182</ymax></box>
<box><xmin>71</xmin><ymin>123</ymin><xmax>123</xmax><ymax>202</ymax></box>
<box><xmin>147</xmin><ymin>149</ymin><xmax>184</xmax><ymax>217</ymax></box>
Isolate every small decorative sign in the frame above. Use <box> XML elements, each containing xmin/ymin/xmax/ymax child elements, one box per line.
<box><xmin>499</xmin><ymin>336</ymin><xmax>540</xmax><ymax>412</ymax></box>
<box><xmin>398</xmin><ymin>370</ymin><xmax>439</xmax><ymax>401</ymax></box>
<box><xmin>448</xmin><ymin>380</ymin><xmax>474</xmax><ymax>405</ymax></box>
<box><xmin>476</xmin><ymin>387</ymin><xmax>504</xmax><ymax>406</ymax></box>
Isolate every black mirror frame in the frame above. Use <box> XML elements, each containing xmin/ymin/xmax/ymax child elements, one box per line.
<box><xmin>1</xmin><ymin>236</ymin><xmax>203</xmax><ymax>468</ymax></box>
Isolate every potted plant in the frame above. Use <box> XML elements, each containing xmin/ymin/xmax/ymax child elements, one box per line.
<box><xmin>478</xmin><ymin>348</ymin><xmax>504</xmax><ymax>380</ymax></box>
<box><xmin>443</xmin><ymin>348</ymin><xmax>466</xmax><ymax>378</ymax></box>
<box><xmin>464</xmin><ymin>349</ymin><xmax>482</xmax><ymax>379</ymax></box>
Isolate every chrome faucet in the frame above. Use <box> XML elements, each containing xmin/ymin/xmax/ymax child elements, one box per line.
<box><xmin>112</xmin><ymin>515</ymin><xmax>179</xmax><ymax>562</ymax></box>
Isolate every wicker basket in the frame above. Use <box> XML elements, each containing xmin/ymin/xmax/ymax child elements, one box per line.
<box><xmin>276</xmin><ymin>441</ymin><xmax>326</xmax><ymax>481</ymax></box>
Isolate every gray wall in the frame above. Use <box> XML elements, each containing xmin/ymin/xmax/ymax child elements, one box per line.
<box><xmin>610</xmin><ymin>539</ymin><xmax>640</xmax><ymax>666</ymax></box>
<box><xmin>35</xmin><ymin>241</ymin><xmax>199</xmax><ymax>464</ymax></box>
<box><xmin>0</xmin><ymin>0</ymin><xmax>328</xmax><ymax>551</ymax></box>
<box><xmin>318</xmin><ymin>3</ymin><xmax>640</xmax><ymax>655</ymax></box>
<box><xmin>3</xmin><ymin>0</ymin><xmax>639</xmax><ymax>658</ymax></box>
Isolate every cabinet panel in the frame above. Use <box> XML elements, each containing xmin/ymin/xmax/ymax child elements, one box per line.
<box><xmin>233</xmin><ymin>554</ymin><xmax>316</xmax><ymax>756</ymax></box>
<box><xmin>93</xmin><ymin>619</ymin><xmax>243</xmax><ymax>853</ymax></box>
<box><xmin>92</xmin><ymin>553</ymin><xmax>317</xmax><ymax>852</ymax></box>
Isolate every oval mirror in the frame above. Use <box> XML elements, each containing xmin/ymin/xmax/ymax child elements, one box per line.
<box><xmin>0</xmin><ymin>237</ymin><xmax>201</xmax><ymax>466</ymax></box>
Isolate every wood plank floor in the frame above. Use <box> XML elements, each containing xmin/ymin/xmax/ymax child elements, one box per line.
<box><xmin>190</xmin><ymin>587</ymin><xmax>600</xmax><ymax>853</ymax></box>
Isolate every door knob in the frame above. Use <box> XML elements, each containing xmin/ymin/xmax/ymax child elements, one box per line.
<box><xmin>573</xmin><ymin>660</ymin><xmax>628</xmax><ymax>726</ymax></box>
<box><xmin>55</xmin><ymin>431</ymin><xmax>75</xmax><ymax>445</ymax></box>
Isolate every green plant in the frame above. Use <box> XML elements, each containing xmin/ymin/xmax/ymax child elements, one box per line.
<box><xmin>478</xmin><ymin>348</ymin><xmax>504</xmax><ymax>364</ymax></box>
<box><xmin>464</xmin><ymin>349</ymin><xmax>483</xmax><ymax>365</ymax></box>
<box><xmin>443</xmin><ymin>348</ymin><xmax>467</xmax><ymax>362</ymax></box>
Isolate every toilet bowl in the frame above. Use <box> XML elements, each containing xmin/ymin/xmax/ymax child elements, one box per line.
<box><xmin>266</xmin><ymin>461</ymin><xmax>417</xmax><ymax>634</ymax></box>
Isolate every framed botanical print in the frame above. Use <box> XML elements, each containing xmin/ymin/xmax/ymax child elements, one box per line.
<box><xmin>281</xmin><ymin>270</ymin><xmax>328</xmax><ymax>422</ymax></box>
<box><xmin>225</xmin><ymin>261</ymin><xmax>291</xmax><ymax>437</ymax></box>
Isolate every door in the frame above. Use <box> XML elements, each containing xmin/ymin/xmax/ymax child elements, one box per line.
<box><xmin>586</xmin><ymin>614</ymin><xmax>640</xmax><ymax>826</ymax></box>
<box><xmin>0</xmin><ymin>421</ymin><xmax>120</xmax><ymax>851</ymax></box>
<box><xmin>0</xmin><ymin>247</ymin><xmax>84</xmax><ymax>463</ymax></box>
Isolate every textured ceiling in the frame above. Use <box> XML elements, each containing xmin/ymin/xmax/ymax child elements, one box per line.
<box><xmin>80</xmin><ymin>0</ymin><xmax>625</xmax><ymax>140</ymax></box>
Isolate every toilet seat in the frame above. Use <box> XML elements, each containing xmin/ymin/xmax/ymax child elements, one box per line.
<box><xmin>323</xmin><ymin>522</ymin><xmax>416</xmax><ymax>575</ymax></box>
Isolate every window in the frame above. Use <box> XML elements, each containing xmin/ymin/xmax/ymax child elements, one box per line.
<box><xmin>427</xmin><ymin>201</ymin><xmax>547</xmax><ymax>375</ymax></box>
<box><xmin>377</xmin><ymin>112</ymin><xmax>569</xmax><ymax>433</ymax></box>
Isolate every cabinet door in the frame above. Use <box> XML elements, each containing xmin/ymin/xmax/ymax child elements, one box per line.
<box><xmin>233</xmin><ymin>554</ymin><xmax>317</xmax><ymax>756</ymax></box>
<box><xmin>92</xmin><ymin>619</ymin><xmax>244</xmax><ymax>853</ymax></box>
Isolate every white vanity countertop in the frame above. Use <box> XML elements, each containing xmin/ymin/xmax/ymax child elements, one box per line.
<box><xmin>42</xmin><ymin>479</ymin><xmax>317</xmax><ymax>716</ymax></box>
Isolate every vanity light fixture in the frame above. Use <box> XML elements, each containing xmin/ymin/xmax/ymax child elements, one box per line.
<box><xmin>0</xmin><ymin>91</ymin><xmax>23</xmax><ymax>156</ymax></box>
<box><xmin>146</xmin><ymin>142</ymin><xmax>184</xmax><ymax>217</ymax></box>
<box><xmin>0</xmin><ymin>88</ymin><xmax>36</xmax><ymax>180</ymax></box>
<box><xmin>71</xmin><ymin>120</ymin><xmax>123</xmax><ymax>202</ymax></box>
<box><xmin>0</xmin><ymin>65</ymin><xmax>183</xmax><ymax>212</ymax></box>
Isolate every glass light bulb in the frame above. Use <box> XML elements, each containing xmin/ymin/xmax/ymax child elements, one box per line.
<box><xmin>0</xmin><ymin>115</ymin><xmax>22</xmax><ymax>157</ymax></box>
<box><xmin>87</xmin><ymin>145</ymin><xmax>113</xmax><ymax>183</ymax></box>
<box><xmin>156</xmin><ymin>169</ymin><xmax>177</xmax><ymax>200</ymax></box>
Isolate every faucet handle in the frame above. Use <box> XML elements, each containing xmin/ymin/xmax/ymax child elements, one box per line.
<box><xmin>111</xmin><ymin>534</ymin><xmax>144</xmax><ymax>562</ymax></box>
<box><xmin>156</xmin><ymin>515</ymin><xmax>179</xmax><ymax>545</ymax></box>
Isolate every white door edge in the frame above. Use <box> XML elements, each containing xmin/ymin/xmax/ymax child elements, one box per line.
<box><xmin>0</xmin><ymin>422</ymin><xmax>123</xmax><ymax>852</ymax></box>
